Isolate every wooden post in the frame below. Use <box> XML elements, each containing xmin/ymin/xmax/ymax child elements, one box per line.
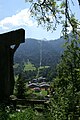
<box><xmin>0</xmin><ymin>28</ymin><xmax>25</xmax><ymax>100</ymax></box>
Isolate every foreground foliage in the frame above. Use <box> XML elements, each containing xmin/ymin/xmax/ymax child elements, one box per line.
<box><xmin>50</xmin><ymin>32</ymin><xmax>80</xmax><ymax>120</ymax></box>
<box><xmin>0</xmin><ymin>104</ymin><xmax>53</xmax><ymax>120</ymax></box>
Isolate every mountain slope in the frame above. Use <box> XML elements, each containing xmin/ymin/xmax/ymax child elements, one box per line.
<box><xmin>14</xmin><ymin>37</ymin><xmax>64</xmax><ymax>67</ymax></box>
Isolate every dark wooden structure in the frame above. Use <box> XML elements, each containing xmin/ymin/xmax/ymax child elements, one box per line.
<box><xmin>0</xmin><ymin>28</ymin><xmax>25</xmax><ymax>100</ymax></box>
<box><xmin>10</xmin><ymin>99</ymin><xmax>50</xmax><ymax>111</ymax></box>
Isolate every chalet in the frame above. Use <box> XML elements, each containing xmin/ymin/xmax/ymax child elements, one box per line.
<box><xmin>31</xmin><ymin>79</ymin><xmax>38</xmax><ymax>83</ymax></box>
<box><xmin>28</xmin><ymin>83</ymin><xmax>39</xmax><ymax>88</ymax></box>
<box><xmin>40</xmin><ymin>82</ymin><xmax>46</xmax><ymax>85</ymax></box>
<box><xmin>34</xmin><ymin>87</ymin><xmax>41</xmax><ymax>92</ymax></box>
<box><xmin>28</xmin><ymin>77</ymin><xmax>50</xmax><ymax>92</ymax></box>
<box><xmin>40</xmin><ymin>83</ymin><xmax>50</xmax><ymax>90</ymax></box>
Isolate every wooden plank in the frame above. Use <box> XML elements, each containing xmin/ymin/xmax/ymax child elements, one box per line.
<box><xmin>9</xmin><ymin>99</ymin><xmax>50</xmax><ymax>110</ymax></box>
<box><xmin>10</xmin><ymin>99</ymin><xmax>49</xmax><ymax>105</ymax></box>
<box><xmin>0</xmin><ymin>45</ymin><xmax>10</xmax><ymax>99</ymax></box>
<box><xmin>0</xmin><ymin>28</ymin><xmax>25</xmax><ymax>45</ymax></box>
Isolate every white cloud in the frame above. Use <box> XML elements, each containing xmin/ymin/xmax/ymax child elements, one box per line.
<box><xmin>0</xmin><ymin>8</ymin><xmax>36</xmax><ymax>32</ymax></box>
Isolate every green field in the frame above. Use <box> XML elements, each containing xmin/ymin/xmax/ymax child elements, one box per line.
<box><xmin>23</xmin><ymin>61</ymin><xmax>49</xmax><ymax>72</ymax></box>
<box><xmin>24</xmin><ymin>61</ymin><xmax>36</xmax><ymax>71</ymax></box>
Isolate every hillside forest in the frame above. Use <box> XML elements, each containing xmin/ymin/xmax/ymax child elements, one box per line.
<box><xmin>14</xmin><ymin>37</ymin><xmax>64</xmax><ymax>80</ymax></box>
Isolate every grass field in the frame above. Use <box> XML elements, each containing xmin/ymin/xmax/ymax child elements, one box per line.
<box><xmin>23</xmin><ymin>61</ymin><xmax>49</xmax><ymax>72</ymax></box>
<box><xmin>26</xmin><ymin>88</ymin><xmax>48</xmax><ymax>100</ymax></box>
<box><xmin>24</xmin><ymin>61</ymin><xmax>36</xmax><ymax>71</ymax></box>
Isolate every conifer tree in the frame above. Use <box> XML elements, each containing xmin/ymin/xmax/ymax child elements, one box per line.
<box><xmin>16</xmin><ymin>73</ymin><xmax>26</xmax><ymax>99</ymax></box>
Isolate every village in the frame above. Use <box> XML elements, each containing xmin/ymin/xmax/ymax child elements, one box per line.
<box><xmin>27</xmin><ymin>77</ymin><xmax>51</xmax><ymax>100</ymax></box>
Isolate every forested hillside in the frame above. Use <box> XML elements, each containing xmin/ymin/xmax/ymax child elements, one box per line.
<box><xmin>14</xmin><ymin>37</ymin><xmax>64</xmax><ymax>67</ymax></box>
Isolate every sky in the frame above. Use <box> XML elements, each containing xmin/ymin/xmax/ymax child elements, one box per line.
<box><xmin>0</xmin><ymin>0</ymin><xmax>80</xmax><ymax>40</ymax></box>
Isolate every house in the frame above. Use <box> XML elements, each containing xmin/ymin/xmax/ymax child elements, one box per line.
<box><xmin>40</xmin><ymin>83</ymin><xmax>50</xmax><ymax>90</ymax></box>
<box><xmin>31</xmin><ymin>79</ymin><xmax>38</xmax><ymax>83</ymax></box>
<box><xmin>28</xmin><ymin>77</ymin><xmax>50</xmax><ymax>92</ymax></box>
<box><xmin>34</xmin><ymin>87</ymin><xmax>41</xmax><ymax>92</ymax></box>
<box><xmin>28</xmin><ymin>83</ymin><xmax>39</xmax><ymax>89</ymax></box>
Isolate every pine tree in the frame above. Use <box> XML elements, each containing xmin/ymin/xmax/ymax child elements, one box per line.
<box><xmin>16</xmin><ymin>73</ymin><xmax>26</xmax><ymax>99</ymax></box>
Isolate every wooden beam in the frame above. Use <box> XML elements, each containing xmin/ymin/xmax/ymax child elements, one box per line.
<box><xmin>0</xmin><ymin>28</ymin><xmax>25</xmax><ymax>45</ymax></box>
